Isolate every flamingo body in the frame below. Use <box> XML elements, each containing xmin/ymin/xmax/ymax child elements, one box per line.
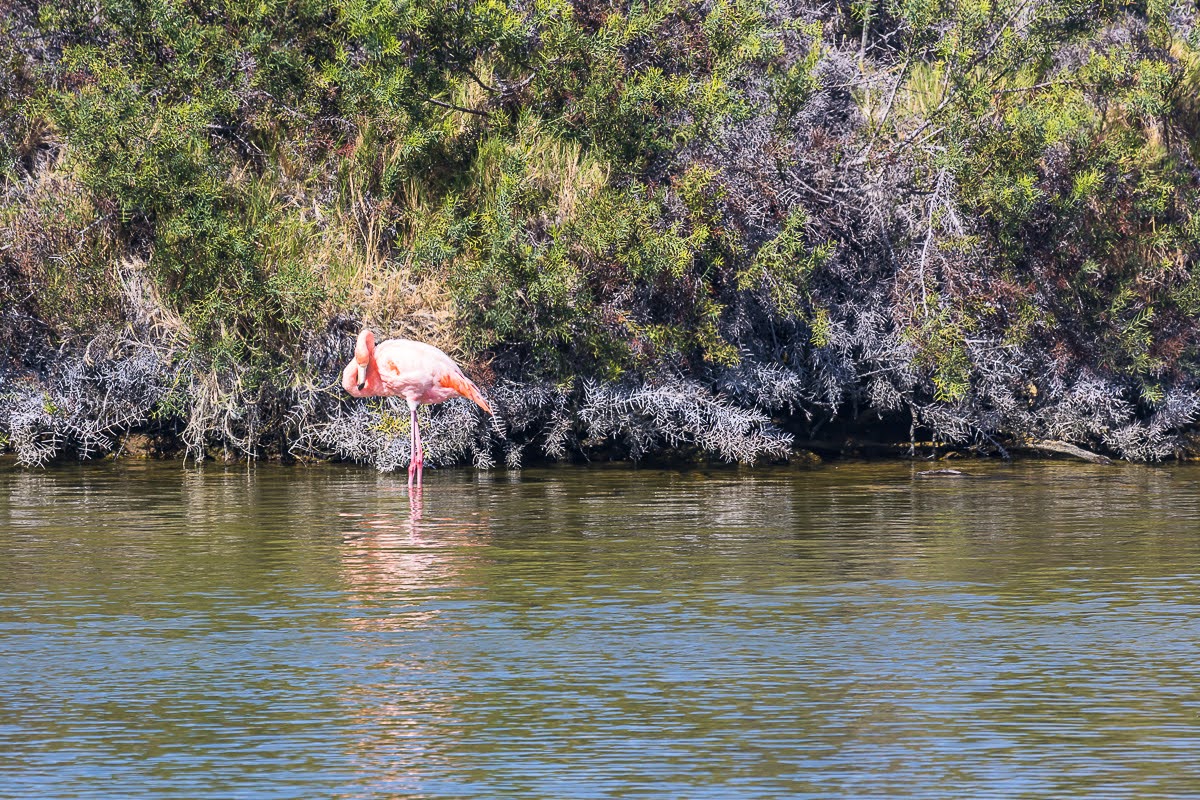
<box><xmin>342</xmin><ymin>330</ymin><xmax>491</xmax><ymax>489</ymax></box>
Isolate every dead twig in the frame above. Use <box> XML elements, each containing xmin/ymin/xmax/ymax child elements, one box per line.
<box><xmin>1019</xmin><ymin>439</ymin><xmax>1112</xmax><ymax>465</ymax></box>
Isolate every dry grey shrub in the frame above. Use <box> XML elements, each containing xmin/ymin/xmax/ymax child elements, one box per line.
<box><xmin>297</xmin><ymin>369</ymin><xmax>796</xmax><ymax>471</ymax></box>
<box><xmin>1035</xmin><ymin>373</ymin><xmax>1135</xmax><ymax>444</ymax></box>
<box><xmin>579</xmin><ymin>379</ymin><xmax>792</xmax><ymax>463</ymax></box>
<box><xmin>5</xmin><ymin>322</ymin><xmax>1198</xmax><ymax>466</ymax></box>
<box><xmin>484</xmin><ymin>379</ymin><xmax>573</xmax><ymax>466</ymax></box>
<box><xmin>895</xmin><ymin>334</ymin><xmax>1200</xmax><ymax>461</ymax></box>
<box><xmin>0</xmin><ymin>389</ymin><xmax>61</xmax><ymax>467</ymax></box>
<box><xmin>294</xmin><ymin>395</ymin><xmax>497</xmax><ymax>472</ymax></box>
<box><xmin>301</xmin><ymin>371</ymin><xmax>790</xmax><ymax>470</ymax></box>
<box><xmin>0</xmin><ymin>333</ymin><xmax>171</xmax><ymax>466</ymax></box>
<box><xmin>1104</xmin><ymin>390</ymin><xmax>1200</xmax><ymax>461</ymax></box>
<box><xmin>716</xmin><ymin>362</ymin><xmax>811</xmax><ymax>415</ymax></box>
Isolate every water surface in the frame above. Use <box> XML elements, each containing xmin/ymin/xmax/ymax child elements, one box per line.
<box><xmin>3</xmin><ymin>460</ymin><xmax>1200</xmax><ymax>798</ymax></box>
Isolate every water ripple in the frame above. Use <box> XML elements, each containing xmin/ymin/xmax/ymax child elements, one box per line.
<box><xmin>4</xmin><ymin>461</ymin><xmax>1200</xmax><ymax>797</ymax></box>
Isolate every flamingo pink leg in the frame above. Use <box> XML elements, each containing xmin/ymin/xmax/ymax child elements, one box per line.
<box><xmin>415</xmin><ymin>411</ymin><xmax>424</xmax><ymax>488</ymax></box>
<box><xmin>408</xmin><ymin>402</ymin><xmax>424</xmax><ymax>490</ymax></box>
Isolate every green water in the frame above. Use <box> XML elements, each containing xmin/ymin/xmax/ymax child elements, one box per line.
<box><xmin>3</xmin><ymin>460</ymin><xmax>1200</xmax><ymax>798</ymax></box>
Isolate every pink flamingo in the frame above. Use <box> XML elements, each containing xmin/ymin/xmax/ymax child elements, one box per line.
<box><xmin>342</xmin><ymin>329</ymin><xmax>492</xmax><ymax>489</ymax></box>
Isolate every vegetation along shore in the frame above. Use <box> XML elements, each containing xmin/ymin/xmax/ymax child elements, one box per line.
<box><xmin>3</xmin><ymin>0</ymin><xmax>1200</xmax><ymax>468</ymax></box>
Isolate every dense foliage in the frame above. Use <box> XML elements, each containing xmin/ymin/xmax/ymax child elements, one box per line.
<box><xmin>2</xmin><ymin>0</ymin><xmax>1200</xmax><ymax>465</ymax></box>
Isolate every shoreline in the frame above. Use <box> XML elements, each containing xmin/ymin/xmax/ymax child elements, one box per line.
<box><xmin>5</xmin><ymin>426</ymin><xmax>1195</xmax><ymax>469</ymax></box>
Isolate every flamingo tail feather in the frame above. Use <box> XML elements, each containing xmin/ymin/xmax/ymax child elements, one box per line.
<box><xmin>440</xmin><ymin>372</ymin><xmax>492</xmax><ymax>415</ymax></box>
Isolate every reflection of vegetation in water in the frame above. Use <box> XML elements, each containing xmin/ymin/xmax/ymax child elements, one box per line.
<box><xmin>2</xmin><ymin>0</ymin><xmax>1200</xmax><ymax>465</ymax></box>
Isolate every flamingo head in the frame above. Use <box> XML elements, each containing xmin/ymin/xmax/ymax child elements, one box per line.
<box><xmin>354</xmin><ymin>329</ymin><xmax>375</xmax><ymax>391</ymax></box>
<box><xmin>342</xmin><ymin>329</ymin><xmax>375</xmax><ymax>396</ymax></box>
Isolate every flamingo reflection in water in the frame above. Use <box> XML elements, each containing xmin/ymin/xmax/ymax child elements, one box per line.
<box><xmin>336</xmin><ymin>486</ymin><xmax>494</xmax><ymax>789</ymax></box>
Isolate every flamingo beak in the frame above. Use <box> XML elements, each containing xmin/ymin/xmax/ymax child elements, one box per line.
<box><xmin>356</xmin><ymin>364</ymin><xmax>367</xmax><ymax>391</ymax></box>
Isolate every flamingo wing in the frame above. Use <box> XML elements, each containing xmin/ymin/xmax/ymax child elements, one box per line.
<box><xmin>372</xmin><ymin>339</ymin><xmax>489</xmax><ymax>412</ymax></box>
